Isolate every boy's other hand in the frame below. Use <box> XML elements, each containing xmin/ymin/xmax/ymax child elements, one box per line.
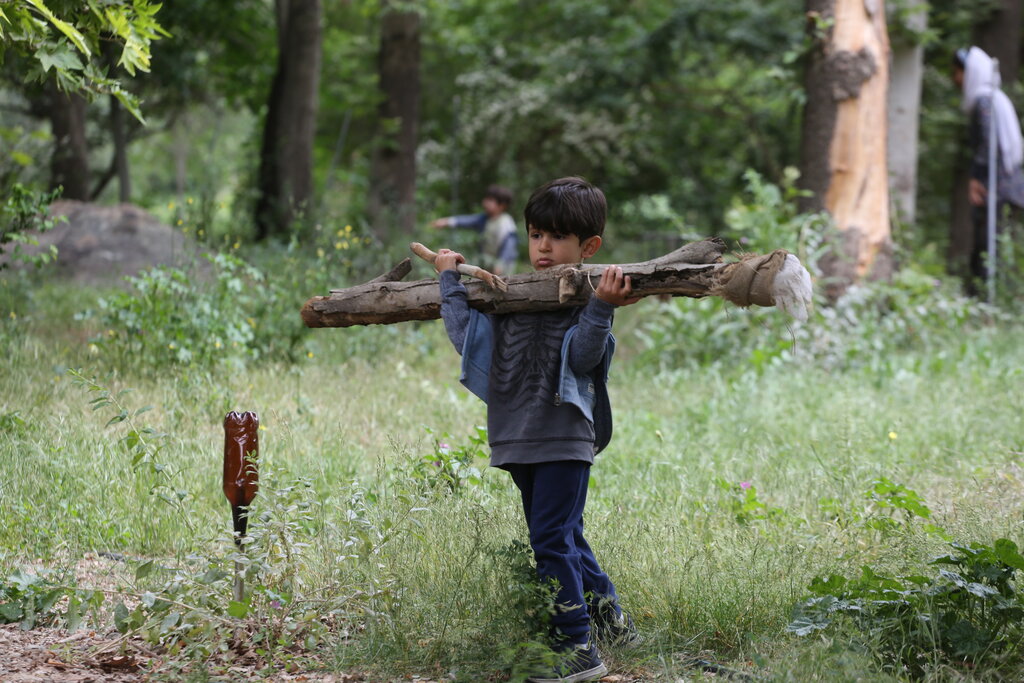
<box><xmin>431</xmin><ymin>218</ymin><xmax>451</xmax><ymax>229</ymax></box>
<box><xmin>595</xmin><ymin>266</ymin><xmax>641</xmax><ymax>306</ymax></box>
<box><xmin>435</xmin><ymin>248</ymin><xmax>465</xmax><ymax>273</ymax></box>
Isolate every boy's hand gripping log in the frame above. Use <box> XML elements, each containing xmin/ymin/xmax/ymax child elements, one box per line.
<box><xmin>410</xmin><ymin>242</ymin><xmax>508</xmax><ymax>292</ymax></box>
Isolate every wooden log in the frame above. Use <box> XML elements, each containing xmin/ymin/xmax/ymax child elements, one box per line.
<box><xmin>302</xmin><ymin>238</ymin><xmax>738</xmax><ymax>328</ymax></box>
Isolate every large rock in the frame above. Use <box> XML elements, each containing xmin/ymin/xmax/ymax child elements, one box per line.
<box><xmin>7</xmin><ymin>201</ymin><xmax>204</xmax><ymax>284</ymax></box>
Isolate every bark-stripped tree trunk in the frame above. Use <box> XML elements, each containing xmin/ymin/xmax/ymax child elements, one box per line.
<box><xmin>48</xmin><ymin>84</ymin><xmax>90</xmax><ymax>201</ymax></box>
<box><xmin>886</xmin><ymin>0</ymin><xmax>926</xmax><ymax>225</ymax></box>
<box><xmin>255</xmin><ymin>0</ymin><xmax>322</xmax><ymax>241</ymax></box>
<box><xmin>367</xmin><ymin>2</ymin><xmax>421</xmax><ymax>242</ymax></box>
<box><xmin>799</xmin><ymin>0</ymin><xmax>893</xmax><ymax>299</ymax></box>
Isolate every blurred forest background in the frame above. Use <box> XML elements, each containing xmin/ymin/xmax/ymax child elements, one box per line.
<box><xmin>5</xmin><ymin>3</ymin><xmax>1024</xmax><ymax>680</ymax></box>
<box><xmin>3</xmin><ymin>0</ymin><xmax>1022</xmax><ymax>279</ymax></box>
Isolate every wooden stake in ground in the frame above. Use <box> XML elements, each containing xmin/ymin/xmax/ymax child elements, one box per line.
<box><xmin>301</xmin><ymin>238</ymin><xmax>813</xmax><ymax>329</ymax></box>
<box><xmin>223</xmin><ymin>412</ymin><xmax>259</xmax><ymax>603</ymax></box>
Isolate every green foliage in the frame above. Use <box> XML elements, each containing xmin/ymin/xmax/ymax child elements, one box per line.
<box><xmin>712</xmin><ymin>478</ymin><xmax>782</xmax><ymax>525</ymax></box>
<box><xmin>412</xmin><ymin>426</ymin><xmax>488</xmax><ymax>494</ymax></box>
<box><xmin>69</xmin><ymin>370</ymin><xmax>194</xmax><ymax>523</ymax></box>
<box><xmin>0</xmin><ymin>183</ymin><xmax>62</xmax><ymax>269</ymax></box>
<box><xmin>0</xmin><ymin>0</ymin><xmax>168</xmax><ymax>119</ymax></box>
<box><xmin>111</xmin><ymin>470</ymin><xmax>338</xmax><ymax>666</ymax></box>
<box><xmin>0</xmin><ymin>568</ymin><xmax>103</xmax><ymax>631</ymax></box>
<box><xmin>493</xmin><ymin>539</ymin><xmax>558</xmax><ymax>638</ymax></box>
<box><xmin>789</xmin><ymin>538</ymin><xmax>1024</xmax><ymax>675</ymax></box>
<box><xmin>633</xmin><ymin>172</ymin><xmax>1001</xmax><ymax>375</ymax></box>
<box><xmin>722</xmin><ymin>168</ymin><xmax>830</xmax><ymax>256</ymax></box>
<box><xmin>82</xmin><ymin>252</ymin><xmax>276</xmax><ymax>371</ymax></box>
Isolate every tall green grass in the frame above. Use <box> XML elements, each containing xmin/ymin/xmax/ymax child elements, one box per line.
<box><xmin>1</xmin><ymin>270</ymin><xmax>1023</xmax><ymax>681</ymax></box>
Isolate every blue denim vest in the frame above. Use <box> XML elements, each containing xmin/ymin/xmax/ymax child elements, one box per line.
<box><xmin>458</xmin><ymin>309</ymin><xmax>615</xmax><ymax>453</ymax></box>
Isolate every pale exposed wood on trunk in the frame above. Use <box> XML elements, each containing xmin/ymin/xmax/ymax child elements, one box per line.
<box><xmin>302</xmin><ymin>238</ymin><xmax>728</xmax><ymax>328</ymax></box>
<box><xmin>800</xmin><ymin>0</ymin><xmax>893</xmax><ymax>298</ymax></box>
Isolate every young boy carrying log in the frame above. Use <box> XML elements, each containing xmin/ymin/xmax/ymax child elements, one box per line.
<box><xmin>434</xmin><ymin>177</ymin><xmax>639</xmax><ymax>683</ymax></box>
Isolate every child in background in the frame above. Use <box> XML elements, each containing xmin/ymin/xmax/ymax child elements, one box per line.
<box><xmin>431</xmin><ymin>184</ymin><xmax>518</xmax><ymax>274</ymax></box>
<box><xmin>434</xmin><ymin>177</ymin><xmax>639</xmax><ymax>683</ymax></box>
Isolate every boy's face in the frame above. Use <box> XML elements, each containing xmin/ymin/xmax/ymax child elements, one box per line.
<box><xmin>528</xmin><ymin>226</ymin><xmax>601</xmax><ymax>270</ymax></box>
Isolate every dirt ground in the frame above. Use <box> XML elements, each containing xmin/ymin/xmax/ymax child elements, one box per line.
<box><xmin>0</xmin><ymin>622</ymin><xmax>659</xmax><ymax>682</ymax></box>
<box><xmin>0</xmin><ymin>555</ymin><xmax>660</xmax><ymax>682</ymax></box>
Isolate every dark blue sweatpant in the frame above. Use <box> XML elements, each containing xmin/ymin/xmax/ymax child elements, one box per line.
<box><xmin>505</xmin><ymin>460</ymin><xmax>618</xmax><ymax>645</ymax></box>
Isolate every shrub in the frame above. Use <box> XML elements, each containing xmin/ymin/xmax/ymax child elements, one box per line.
<box><xmin>788</xmin><ymin>538</ymin><xmax>1024</xmax><ymax>676</ymax></box>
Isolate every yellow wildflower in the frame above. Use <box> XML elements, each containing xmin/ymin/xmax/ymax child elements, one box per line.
<box><xmin>167</xmin><ymin>201</ymin><xmax>175</xmax><ymax>210</ymax></box>
<box><xmin>177</xmin><ymin>219</ymin><xmax>183</xmax><ymax>226</ymax></box>
<box><xmin>233</xmin><ymin>241</ymin><xmax>240</xmax><ymax>250</ymax></box>
<box><xmin>8</xmin><ymin>311</ymin><xmax>15</xmax><ymax>320</ymax></box>
<box><xmin>334</xmin><ymin>241</ymin><xmax>342</xmax><ymax>250</ymax></box>
<box><xmin>306</xmin><ymin>351</ymin><xmax>314</xmax><ymax>359</ymax></box>
<box><xmin>259</xmin><ymin>424</ymin><xmax>267</xmax><ymax>431</ymax></box>
<box><xmin>215</xmin><ymin>341</ymin><xmax>222</xmax><ymax>349</ymax></box>
<box><xmin>187</xmin><ymin>197</ymin><xmax>193</xmax><ymax>205</ymax></box>
<box><xmin>888</xmin><ymin>431</ymin><xmax>898</xmax><ymax>440</ymax></box>
<box><xmin>345</xmin><ymin>225</ymin><xmax>352</xmax><ymax>233</ymax></box>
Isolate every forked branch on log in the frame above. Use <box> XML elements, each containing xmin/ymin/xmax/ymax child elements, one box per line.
<box><xmin>300</xmin><ymin>238</ymin><xmax>812</xmax><ymax>329</ymax></box>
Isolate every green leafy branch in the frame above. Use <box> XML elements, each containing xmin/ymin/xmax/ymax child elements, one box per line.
<box><xmin>0</xmin><ymin>0</ymin><xmax>169</xmax><ymax>121</ymax></box>
<box><xmin>68</xmin><ymin>369</ymin><xmax>194</xmax><ymax>533</ymax></box>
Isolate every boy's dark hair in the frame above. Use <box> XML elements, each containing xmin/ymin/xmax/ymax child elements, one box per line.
<box><xmin>523</xmin><ymin>176</ymin><xmax>606</xmax><ymax>240</ymax></box>
<box><xmin>484</xmin><ymin>184</ymin><xmax>513</xmax><ymax>208</ymax></box>
<box><xmin>953</xmin><ymin>47</ymin><xmax>968</xmax><ymax>69</ymax></box>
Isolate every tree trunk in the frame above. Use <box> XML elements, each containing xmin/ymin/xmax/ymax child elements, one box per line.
<box><xmin>301</xmin><ymin>239</ymin><xmax>812</xmax><ymax>328</ymax></box>
<box><xmin>973</xmin><ymin>0</ymin><xmax>1021</xmax><ymax>86</ymax></box>
<box><xmin>48</xmin><ymin>84</ymin><xmax>90</xmax><ymax>201</ymax></box>
<box><xmin>799</xmin><ymin>0</ymin><xmax>893</xmax><ymax>299</ymax></box>
<box><xmin>174</xmin><ymin>115</ymin><xmax>188</xmax><ymax>207</ymax></box>
<box><xmin>255</xmin><ymin>0</ymin><xmax>323</xmax><ymax>241</ymax></box>
<box><xmin>110</xmin><ymin>95</ymin><xmax>131</xmax><ymax>203</ymax></box>
<box><xmin>367</xmin><ymin>3</ymin><xmax>421</xmax><ymax>242</ymax></box>
<box><xmin>886</xmin><ymin>1</ymin><xmax>926</xmax><ymax>225</ymax></box>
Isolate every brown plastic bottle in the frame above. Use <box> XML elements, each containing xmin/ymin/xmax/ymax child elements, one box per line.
<box><xmin>223</xmin><ymin>411</ymin><xmax>259</xmax><ymax>541</ymax></box>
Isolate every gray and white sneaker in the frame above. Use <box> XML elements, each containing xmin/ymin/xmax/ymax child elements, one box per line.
<box><xmin>527</xmin><ymin>641</ymin><xmax>608</xmax><ymax>683</ymax></box>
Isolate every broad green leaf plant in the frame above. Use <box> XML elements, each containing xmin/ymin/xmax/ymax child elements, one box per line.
<box><xmin>0</xmin><ymin>0</ymin><xmax>167</xmax><ymax>121</ymax></box>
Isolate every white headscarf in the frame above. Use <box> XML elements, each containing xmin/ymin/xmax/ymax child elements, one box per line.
<box><xmin>961</xmin><ymin>46</ymin><xmax>1024</xmax><ymax>174</ymax></box>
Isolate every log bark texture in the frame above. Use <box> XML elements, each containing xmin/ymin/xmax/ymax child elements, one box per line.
<box><xmin>302</xmin><ymin>239</ymin><xmax>728</xmax><ymax>328</ymax></box>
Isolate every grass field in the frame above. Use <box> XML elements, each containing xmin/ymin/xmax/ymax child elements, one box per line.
<box><xmin>1</xmin><ymin>269</ymin><xmax>1023</xmax><ymax>682</ymax></box>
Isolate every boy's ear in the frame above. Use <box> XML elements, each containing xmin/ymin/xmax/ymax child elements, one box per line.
<box><xmin>580</xmin><ymin>235</ymin><xmax>602</xmax><ymax>259</ymax></box>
